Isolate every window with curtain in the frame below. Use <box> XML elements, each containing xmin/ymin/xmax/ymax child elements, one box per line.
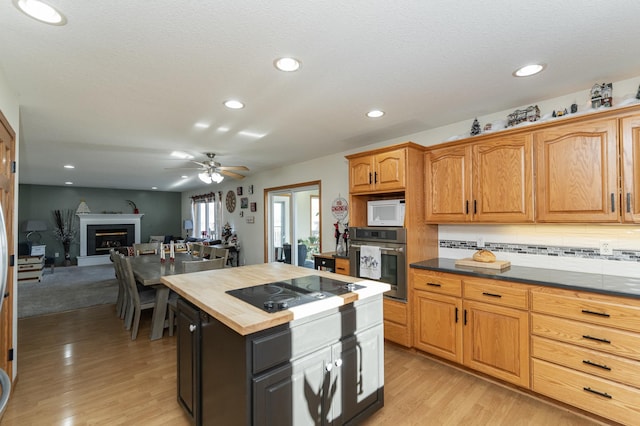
<box><xmin>190</xmin><ymin>191</ymin><xmax>222</xmax><ymax>239</ymax></box>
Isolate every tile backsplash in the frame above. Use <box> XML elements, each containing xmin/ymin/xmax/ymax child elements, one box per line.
<box><xmin>438</xmin><ymin>224</ymin><xmax>640</xmax><ymax>278</ymax></box>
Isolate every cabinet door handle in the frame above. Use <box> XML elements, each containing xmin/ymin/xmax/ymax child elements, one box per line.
<box><xmin>465</xmin><ymin>200</ymin><xmax>469</xmax><ymax>215</ymax></box>
<box><xmin>427</xmin><ymin>282</ymin><xmax>442</xmax><ymax>287</ymax></box>
<box><xmin>455</xmin><ymin>307</ymin><xmax>459</xmax><ymax>323</ymax></box>
<box><xmin>368</xmin><ymin>172</ymin><xmax>372</xmax><ymax>185</ymax></box>
<box><xmin>334</xmin><ymin>359</ymin><xmax>343</xmax><ymax>368</ymax></box>
<box><xmin>583</xmin><ymin>387</ymin><xmax>612</xmax><ymax>399</ymax></box>
<box><xmin>325</xmin><ymin>363</ymin><xmax>333</xmax><ymax>372</ymax></box>
<box><xmin>189</xmin><ymin>324</ymin><xmax>196</xmax><ymax>332</ymax></box>
<box><xmin>463</xmin><ymin>309</ymin><xmax>467</xmax><ymax>325</ymax></box>
<box><xmin>582</xmin><ymin>359</ymin><xmax>611</xmax><ymax>371</ymax></box>
<box><xmin>582</xmin><ymin>335</ymin><xmax>611</xmax><ymax>344</ymax></box>
<box><xmin>611</xmin><ymin>193</ymin><xmax>615</xmax><ymax>212</ymax></box>
<box><xmin>482</xmin><ymin>292</ymin><xmax>502</xmax><ymax>298</ymax></box>
<box><xmin>581</xmin><ymin>309</ymin><xmax>610</xmax><ymax>318</ymax></box>
<box><xmin>374</xmin><ymin>171</ymin><xmax>378</xmax><ymax>184</ymax></box>
<box><xmin>627</xmin><ymin>192</ymin><xmax>631</xmax><ymax>213</ymax></box>
<box><xmin>473</xmin><ymin>200</ymin><xmax>477</xmax><ymax>215</ymax></box>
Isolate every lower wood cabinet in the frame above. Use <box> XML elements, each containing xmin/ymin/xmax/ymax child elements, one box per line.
<box><xmin>383</xmin><ymin>298</ymin><xmax>412</xmax><ymax>347</ymax></box>
<box><xmin>411</xmin><ymin>269</ymin><xmax>530</xmax><ymax>388</ymax></box>
<box><xmin>530</xmin><ymin>286</ymin><xmax>640</xmax><ymax>425</ymax></box>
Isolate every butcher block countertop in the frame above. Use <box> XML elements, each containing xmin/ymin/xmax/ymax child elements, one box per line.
<box><xmin>161</xmin><ymin>262</ymin><xmax>390</xmax><ymax>336</ymax></box>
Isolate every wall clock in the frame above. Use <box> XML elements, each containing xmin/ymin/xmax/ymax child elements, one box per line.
<box><xmin>226</xmin><ymin>190</ymin><xmax>236</xmax><ymax>213</ymax></box>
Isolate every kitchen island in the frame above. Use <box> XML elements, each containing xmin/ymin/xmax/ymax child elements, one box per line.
<box><xmin>161</xmin><ymin>262</ymin><xmax>390</xmax><ymax>426</ymax></box>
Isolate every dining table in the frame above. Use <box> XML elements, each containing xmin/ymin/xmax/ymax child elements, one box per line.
<box><xmin>128</xmin><ymin>252</ymin><xmax>202</xmax><ymax>340</ymax></box>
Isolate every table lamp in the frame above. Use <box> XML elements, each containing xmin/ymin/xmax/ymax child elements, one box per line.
<box><xmin>183</xmin><ymin>219</ymin><xmax>193</xmax><ymax>239</ymax></box>
<box><xmin>23</xmin><ymin>220</ymin><xmax>47</xmax><ymax>243</ymax></box>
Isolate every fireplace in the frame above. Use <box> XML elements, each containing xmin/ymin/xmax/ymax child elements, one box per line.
<box><xmin>87</xmin><ymin>224</ymin><xmax>135</xmax><ymax>256</ymax></box>
<box><xmin>77</xmin><ymin>214</ymin><xmax>144</xmax><ymax>266</ymax></box>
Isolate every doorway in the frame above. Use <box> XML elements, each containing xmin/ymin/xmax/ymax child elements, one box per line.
<box><xmin>265</xmin><ymin>181</ymin><xmax>320</xmax><ymax>268</ymax></box>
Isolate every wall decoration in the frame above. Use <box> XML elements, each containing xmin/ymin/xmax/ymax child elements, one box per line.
<box><xmin>331</xmin><ymin>195</ymin><xmax>348</xmax><ymax>222</ymax></box>
<box><xmin>247</xmin><ymin>184</ymin><xmax>254</xmax><ymax>194</ymax></box>
<box><xmin>225</xmin><ymin>190</ymin><xmax>236</xmax><ymax>213</ymax></box>
<box><xmin>591</xmin><ymin>82</ymin><xmax>613</xmax><ymax>108</ymax></box>
<box><xmin>246</xmin><ymin>216</ymin><xmax>255</xmax><ymax>224</ymax></box>
<box><xmin>240</xmin><ymin>197</ymin><xmax>248</xmax><ymax>209</ymax></box>
<box><xmin>250</xmin><ymin>202</ymin><xmax>257</xmax><ymax>212</ymax></box>
<box><xmin>237</xmin><ymin>186</ymin><xmax>243</xmax><ymax>196</ymax></box>
<box><xmin>239</xmin><ymin>211</ymin><xmax>244</xmax><ymax>217</ymax></box>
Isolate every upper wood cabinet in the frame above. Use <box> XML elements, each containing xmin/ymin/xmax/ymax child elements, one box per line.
<box><xmin>348</xmin><ymin>147</ymin><xmax>406</xmax><ymax>193</ymax></box>
<box><xmin>621</xmin><ymin>113</ymin><xmax>640</xmax><ymax>223</ymax></box>
<box><xmin>534</xmin><ymin>117</ymin><xmax>619</xmax><ymax>222</ymax></box>
<box><xmin>425</xmin><ymin>133</ymin><xmax>534</xmax><ymax>223</ymax></box>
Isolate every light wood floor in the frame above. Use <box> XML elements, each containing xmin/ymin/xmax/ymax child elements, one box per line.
<box><xmin>2</xmin><ymin>304</ymin><xmax>614</xmax><ymax>425</ymax></box>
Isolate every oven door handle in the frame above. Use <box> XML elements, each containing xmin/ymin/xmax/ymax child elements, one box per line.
<box><xmin>350</xmin><ymin>244</ymin><xmax>404</xmax><ymax>253</ymax></box>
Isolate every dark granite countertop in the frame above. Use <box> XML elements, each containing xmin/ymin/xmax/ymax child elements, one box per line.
<box><xmin>410</xmin><ymin>258</ymin><xmax>640</xmax><ymax>299</ymax></box>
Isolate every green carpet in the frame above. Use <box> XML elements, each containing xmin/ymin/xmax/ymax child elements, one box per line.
<box><xmin>18</xmin><ymin>264</ymin><xmax>118</xmax><ymax>318</ymax></box>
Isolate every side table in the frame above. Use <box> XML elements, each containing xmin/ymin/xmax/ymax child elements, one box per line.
<box><xmin>17</xmin><ymin>255</ymin><xmax>45</xmax><ymax>284</ymax></box>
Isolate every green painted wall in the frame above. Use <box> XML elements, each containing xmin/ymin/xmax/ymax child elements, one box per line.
<box><xmin>18</xmin><ymin>184</ymin><xmax>182</xmax><ymax>265</ymax></box>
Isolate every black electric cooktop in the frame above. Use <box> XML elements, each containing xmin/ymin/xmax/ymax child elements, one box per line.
<box><xmin>226</xmin><ymin>275</ymin><xmax>364</xmax><ymax>313</ymax></box>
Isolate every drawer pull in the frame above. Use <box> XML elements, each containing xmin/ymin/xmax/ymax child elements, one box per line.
<box><xmin>482</xmin><ymin>292</ymin><xmax>502</xmax><ymax>298</ymax></box>
<box><xmin>427</xmin><ymin>282</ymin><xmax>442</xmax><ymax>288</ymax></box>
<box><xmin>582</xmin><ymin>360</ymin><xmax>611</xmax><ymax>371</ymax></box>
<box><xmin>583</xmin><ymin>387</ymin><xmax>612</xmax><ymax>399</ymax></box>
<box><xmin>582</xmin><ymin>335</ymin><xmax>611</xmax><ymax>344</ymax></box>
<box><xmin>581</xmin><ymin>309</ymin><xmax>610</xmax><ymax>318</ymax></box>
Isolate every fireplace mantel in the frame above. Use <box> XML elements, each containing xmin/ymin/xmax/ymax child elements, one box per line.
<box><xmin>77</xmin><ymin>214</ymin><xmax>144</xmax><ymax>266</ymax></box>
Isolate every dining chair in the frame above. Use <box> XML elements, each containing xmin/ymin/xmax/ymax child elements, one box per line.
<box><xmin>133</xmin><ymin>242</ymin><xmax>161</xmax><ymax>256</ymax></box>
<box><xmin>110</xmin><ymin>249</ymin><xmax>126</xmax><ymax>318</ymax></box>
<box><xmin>182</xmin><ymin>257</ymin><xmax>225</xmax><ymax>273</ymax></box>
<box><xmin>190</xmin><ymin>242</ymin><xmax>205</xmax><ymax>258</ymax></box>
<box><xmin>118</xmin><ymin>254</ymin><xmax>158</xmax><ymax>340</ymax></box>
<box><xmin>210</xmin><ymin>247</ymin><xmax>229</xmax><ymax>266</ymax></box>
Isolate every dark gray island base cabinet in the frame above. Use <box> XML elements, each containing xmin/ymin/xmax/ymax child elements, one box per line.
<box><xmin>177</xmin><ymin>295</ymin><xmax>385</xmax><ymax>426</ymax></box>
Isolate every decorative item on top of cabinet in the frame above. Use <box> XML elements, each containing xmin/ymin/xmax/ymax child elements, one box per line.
<box><xmin>534</xmin><ymin>116</ymin><xmax>619</xmax><ymax>222</ymax></box>
<box><xmin>530</xmin><ymin>286</ymin><xmax>640</xmax><ymax>426</ymax></box>
<box><xmin>425</xmin><ymin>132</ymin><xmax>534</xmax><ymax>223</ymax></box>
<box><xmin>470</xmin><ymin>118</ymin><xmax>481</xmax><ymax>136</ymax></box>
<box><xmin>591</xmin><ymin>82</ymin><xmax>613</xmax><ymax>108</ymax></box>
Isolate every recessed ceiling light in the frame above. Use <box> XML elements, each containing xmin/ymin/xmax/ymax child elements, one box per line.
<box><xmin>63</xmin><ymin>164</ymin><xmax>75</xmax><ymax>169</ymax></box>
<box><xmin>224</xmin><ymin>100</ymin><xmax>244</xmax><ymax>109</ymax></box>
<box><xmin>274</xmin><ymin>57</ymin><xmax>301</xmax><ymax>72</ymax></box>
<box><xmin>194</xmin><ymin>122</ymin><xmax>210</xmax><ymax>129</ymax></box>
<box><xmin>181</xmin><ymin>175</ymin><xmax>188</xmax><ymax>179</ymax></box>
<box><xmin>217</xmin><ymin>126</ymin><xmax>230</xmax><ymax>132</ymax></box>
<box><xmin>238</xmin><ymin>130</ymin><xmax>266</xmax><ymax>139</ymax></box>
<box><xmin>366</xmin><ymin>110</ymin><xmax>385</xmax><ymax>118</ymax></box>
<box><xmin>513</xmin><ymin>64</ymin><xmax>546</xmax><ymax>77</ymax></box>
<box><xmin>151</xmin><ymin>187</ymin><xmax>158</xmax><ymax>190</ymax></box>
<box><xmin>64</xmin><ymin>181</ymin><xmax>73</xmax><ymax>185</ymax></box>
<box><xmin>13</xmin><ymin>0</ymin><xmax>67</xmax><ymax>25</ymax></box>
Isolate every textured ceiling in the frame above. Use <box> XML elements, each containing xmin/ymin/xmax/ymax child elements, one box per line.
<box><xmin>2</xmin><ymin>0</ymin><xmax>640</xmax><ymax>191</ymax></box>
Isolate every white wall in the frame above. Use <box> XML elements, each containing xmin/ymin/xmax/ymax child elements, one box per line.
<box><xmin>182</xmin><ymin>75</ymin><xmax>640</xmax><ymax>277</ymax></box>
<box><xmin>0</xmin><ymin>65</ymin><xmax>21</xmax><ymax>379</ymax></box>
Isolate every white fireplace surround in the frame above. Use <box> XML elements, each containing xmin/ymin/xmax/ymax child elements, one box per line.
<box><xmin>77</xmin><ymin>213</ymin><xmax>144</xmax><ymax>266</ymax></box>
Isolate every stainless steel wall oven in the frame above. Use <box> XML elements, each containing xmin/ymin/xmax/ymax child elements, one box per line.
<box><xmin>349</xmin><ymin>227</ymin><xmax>406</xmax><ymax>300</ymax></box>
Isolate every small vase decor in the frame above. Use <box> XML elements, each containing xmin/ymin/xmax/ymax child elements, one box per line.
<box><xmin>52</xmin><ymin>209</ymin><xmax>77</xmax><ymax>266</ymax></box>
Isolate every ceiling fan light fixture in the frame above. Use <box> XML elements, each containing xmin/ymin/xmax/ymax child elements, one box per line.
<box><xmin>198</xmin><ymin>172</ymin><xmax>212</xmax><ymax>184</ymax></box>
<box><xmin>13</xmin><ymin>0</ymin><xmax>66</xmax><ymax>25</ymax></box>
<box><xmin>211</xmin><ymin>172</ymin><xmax>224</xmax><ymax>183</ymax></box>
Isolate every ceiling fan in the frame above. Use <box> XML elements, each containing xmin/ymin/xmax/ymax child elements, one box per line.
<box><xmin>170</xmin><ymin>153</ymin><xmax>249</xmax><ymax>184</ymax></box>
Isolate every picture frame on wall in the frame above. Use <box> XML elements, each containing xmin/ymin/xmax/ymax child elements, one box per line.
<box><xmin>240</xmin><ymin>197</ymin><xmax>248</xmax><ymax>209</ymax></box>
<box><xmin>247</xmin><ymin>184</ymin><xmax>253</xmax><ymax>194</ymax></box>
<box><xmin>237</xmin><ymin>186</ymin><xmax>243</xmax><ymax>196</ymax></box>
<box><xmin>250</xmin><ymin>202</ymin><xmax>257</xmax><ymax>212</ymax></box>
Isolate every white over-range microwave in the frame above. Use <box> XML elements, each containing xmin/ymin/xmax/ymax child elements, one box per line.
<box><xmin>367</xmin><ymin>199</ymin><xmax>405</xmax><ymax>227</ymax></box>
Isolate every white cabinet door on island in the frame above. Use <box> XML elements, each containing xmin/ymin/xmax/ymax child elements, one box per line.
<box><xmin>164</xmin><ymin>263</ymin><xmax>388</xmax><ymax>426</ymax></box>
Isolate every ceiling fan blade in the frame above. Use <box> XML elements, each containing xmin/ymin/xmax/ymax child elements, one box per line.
<box><xmin>164</xmin><ymin>166</ymin><xmax>206</xmax><ymax>171</ymax></box>
<box><xmin>219</xmin><ymin>170</ymin><xmax>246</xmax><ymax>180</ymax></box>
<box><xmin>218</xmin><ymin>165</ymin><xmax>249</xmax><ymax>171</ymax></box>
<box><xmin>190</xmin><ymin>160</ymin><xmax>209</xmax><ymax>167</ymax></box>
